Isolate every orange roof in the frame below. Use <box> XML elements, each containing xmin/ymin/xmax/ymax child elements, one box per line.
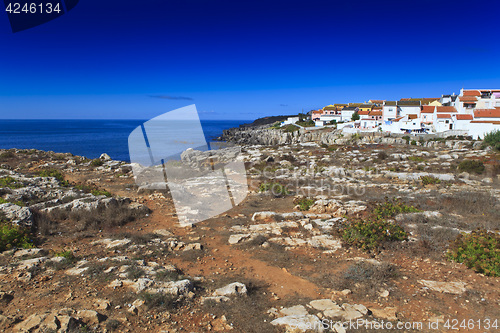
<box><xmin>455</xmin><ymin>114</ymin><xmax>473</xmax><ymax>120</ymax></box>
<box><xmin>358</xmin><ymin>110</ymin><xmax>370</xmax><ymax>115</ymax></box>
<box><xmin>408</xmin><ymin>114</ymin><xmax>418</xmax><ymax>119</ymax></box>
<box><xmin>312</xmin><ymin>110</ymin><xmax>323</xmax><ymax>114</ymax></box>
<box><xmin>463</xmin><ymin>90</ymin><xmax>481</xmax><ymax>97</ymax></box>
<box><xmin>474</xmin><ymin>108</ymin><xmax>500</xmax><ymax>118</ymax></box>
<box><xmin>437</xmin><ymin>114</ymin><xmax>451</xmax><ymax>119</ymax></box>
<box><xmin>459</xmin><ymin>96</ymin><xmax>478</xmax><ymax>102</ymax></box>
<box><xmin>393</xmin><ymin>117</ymin><xmax>404</xmax><ymax>122</ymax></box>
<box><xmin>436</xmin><ymin>106</ymin><xmax>457</xmax><ymax>113</ymax></box>
<box><xmin>421</xmin><ymin>105</ymin><xmax>435</xmax><ymax>113</ymax></box>
<box><xmin>470</xmin><ymin>120</ymin><xmax>500</xmax><ymax>124</ymax></box>
<box><xmin>369</xmin><ymin>110</ymin><xmax>382</xmax><ymax>116</ymax></box>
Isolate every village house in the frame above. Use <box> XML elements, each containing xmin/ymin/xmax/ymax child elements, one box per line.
<box><xmin>382</xmin><ymin>101</ymin><xmax>398</xmax><ymax>121</ymax></box>
<box><xmin>341</xmin><ymin>106</ymin><xmax>358</xmax><ymax>122</ymax></box>
<box><xmin>468</xmin><ymin>108</ymin><xmax>500</xmax><ymax>139</ymax></box>
<box><xmin>420</xmin><ymin>105</ymin><xmax>435</xmax><ymax>124</ymax></box>
<box><xmin>397</xmin><ymin>100</ymin><xmax>421</xmax><ymax>117</ymax></box>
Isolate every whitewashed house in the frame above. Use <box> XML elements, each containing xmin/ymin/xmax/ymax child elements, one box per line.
<box><xmin>468</xmin><ymin>108</ymin><xmax>500</xmax><ymax>139</ymax></box>
<box><xmin>340</xmin><ymin>106</ymin><xmax>358</xmax><ymax>122</ymax></box>
<box><xmin>281</xmin><ymin>117</ymin><xmax>299</xmax><ymax>126</ymax></box>
<box><xmin>397</xmin><ymin>100</ymin><xmax>421</xmax><ymax>117</ymax></box>
<box><xmin>382</xmin><ymin>101</ymin><xmax>398</xmax><ymax>121</ymax></box>
<box><xmin>452</xmin><ymin>114</ymin><xmax>473</xmax><ymax>131</ymax></box>
<box><xmin>420</xmin><ymin>105</ymin><xmax>435</xmax><ymax>125</ymax></box>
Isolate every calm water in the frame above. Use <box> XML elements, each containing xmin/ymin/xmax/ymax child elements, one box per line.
<box><xmin>0</xmin><ymin>119</ymin><xmax>250</xmax><ymax>162</ymax></box>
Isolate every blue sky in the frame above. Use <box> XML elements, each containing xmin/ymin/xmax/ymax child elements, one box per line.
<box><xmin>1</xmin><ymin>0</ymin><xmax>499</xmax><ymax>120</ymax></box>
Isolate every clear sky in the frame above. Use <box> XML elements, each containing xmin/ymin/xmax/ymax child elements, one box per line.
<box><xmin>1</xmin><ymin>0</ymin><xmax>499</xmax><ymax>120</ymax></box>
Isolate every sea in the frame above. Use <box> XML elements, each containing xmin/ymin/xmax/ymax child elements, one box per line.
<box><xmin>0</xmin><ymin>119</ymin><xmax>250</xmax><ymax>162</ymax></box>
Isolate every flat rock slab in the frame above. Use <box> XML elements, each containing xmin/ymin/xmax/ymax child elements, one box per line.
<box><xmin>309</xmin><ymin>299</ymin><xmax>340</xmax><ymax>312</ymax></box>
<box><xmin>418</xmin><ymin>280</ymin><xmax>467</xmax><ymax>294</ymax></box>
<box><xmin>271</xmin><ymin>314</ymin><xmax>324</xmax><ymax>332</ymax></box>
<box><xmin>280</xmin><ymin>305</ymin><xmax>309</xmax><ymax>316</ymax></box>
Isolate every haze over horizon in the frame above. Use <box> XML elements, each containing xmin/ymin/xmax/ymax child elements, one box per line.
<box><xmin>1</xmin><ymin>0</ymin><xmax>499</xmax><ymax>120</ymax></box>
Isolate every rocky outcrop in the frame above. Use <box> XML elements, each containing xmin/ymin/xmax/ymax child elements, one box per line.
<box><xmin>221</xmin><ymin>126</ymin><xmax>480</xmax><ymax>149</ymax></box>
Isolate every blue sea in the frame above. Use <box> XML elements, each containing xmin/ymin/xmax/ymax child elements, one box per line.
<box><xmin>0</xmin><ymin>119</ymin><xmax>250</xmax><ymax>162</ymax></box>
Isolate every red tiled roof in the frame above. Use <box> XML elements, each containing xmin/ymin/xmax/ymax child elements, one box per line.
<box><xmin>421</xmin><ymin>105</ymin><xmax>435</xmax><ymax>113</ymax></box>
<box><xmin>392</xmin><ymin>117</ymin><xmax>404</xmax><ymax>122</ymax></box>
<box><xmin>358</xmin><ymin>110</ymin><xmax>370</xmax><ymax>115</ymax></box>
<box><xmin>455</xmin><ymin>114</ymin><xmax>473</xmax><ymax>120</ymax></box>
<box><xmin>459</xmin><ymin>96</ymin><xmax>478</xmax><ymax>102</ymax></box>
<box><xmin>369</xmin><ymin>111</ymin><xmax>382</xmax><ymax>116</ymax></box>
<box><xmin>470</xmin><ymin>120</ymin><xmax>500</xmax><ymax>124</ymax></box>
<box><xmin>436</xmin><ymin>106</ymin><xmax>457</xmax><ymax>113</ymax></box>
<box><xmin>463</xmin><ymin>90</ymin><xmax>481</xmax><ymax>97</ymax></box>
<box><xmin>474</xmin><ymin>108</ymin><xmax>500</xmax><ymax>118</ymax></box>
<box><xmin>437</xmin><ymin>114</ymin><xmax>451</xmax><ymax>119</ymax></box>
<box><xmin>408</xmin><ymin>114</ymin><xmax>418</xmax><ymax>119</ymax></box>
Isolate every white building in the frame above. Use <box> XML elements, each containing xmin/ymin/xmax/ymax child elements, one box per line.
<box><xmin>468</xmin><ymin>108</ymin><xmax>500</xmax><ymax>139</ymax></box>
<box><xmin>281</xmin><ymin>117</ymin><xmax>299</xmax><ymax>126</ymax></box>
<box><xmin>397</xmin><ymin>100</ymin><xmax>421</xmax><ymax>117</ymax></box>
<box><xmin>340</xmin><ymin>107</ymin><xmax>358</xmax><ymax>122</ymax></box>
<box><xmin>382</xmin><ymin>101</ymin><xmax>397</xmax><ymax>121</ymax></box>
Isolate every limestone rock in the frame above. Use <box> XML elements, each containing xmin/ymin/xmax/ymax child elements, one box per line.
<box><xmin>213</xmin><ymin>282</ymin><xmax>247</xmax><ymax>297</ymax></box>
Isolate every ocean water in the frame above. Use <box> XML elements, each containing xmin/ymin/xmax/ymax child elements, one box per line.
<box><xmin>0</xmin><ymin>119</ymin><xmax>250</xmax><ymax>162</ymax></box>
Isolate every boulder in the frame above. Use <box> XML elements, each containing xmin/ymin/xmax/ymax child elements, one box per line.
<box><xmin>213</xmin><ymin>282</ymin><xmax>247</xmax><ymax>297</ymax></box>
<box><xmin>0</xmin><ymin>203</ymin><xmax>33</xmax><ymax>228</ymax></box>
<box><xmin>418</xmin><ymin>280</ymin><xmax>467</xmax><ymax>294</ymax></box>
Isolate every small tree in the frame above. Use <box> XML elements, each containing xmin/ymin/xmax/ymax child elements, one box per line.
<box><xmin>351</xmin><ymin>111</ymin><xmax>360</xmax><ymax>121</ymax></box>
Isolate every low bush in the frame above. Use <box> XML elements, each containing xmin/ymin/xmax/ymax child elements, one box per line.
<box><xmin>483</xmin><ymin>130</ymin><xmax>500</xmax><ymax>151</ymax></box>
<box><xmin>327</xmin><ymin>261</ymin><xmax>399</xmax><ymax>296</ymax></box>
<box><xmin>90</xmin><ymin>159</ymin><xmax>104</xmax><ymax>167</ymax></box>
<box><xmin>408</xmin><ymin>156</ymin><xmax>424</xmax><ymax>162</ymax></box>
<box><xmin>282</xmin><ymin>124</ymin><xmax>299</xmax><ymax>133</ymax></box>
<box><xmin>0</xmin><ymin>223</ymin><xmax>34</xmax><ymax>252</ymax></box>
<box><xmin>377</xmin><ymin>151</ymin><xmax>388</xmax><ymax>160</ymax></box>
<box><xmin>0</xmin><ymin>176</ymin><xmax>24</xmax><ymax>189</ymax></box>
<box><xmin>294</xmin><ymin>197</ymin><xmax>315</xmax><ymax>211</ymax></box>
<box><xmin>420</xmin><ymin>176</ymin><xmax>441</xmax><ymax>186</ymax></box>
<box><xmin>341</xmin><ymin>219</ymin><xmax>408</xmax><ymax>251</ymax></box>
<box><xmin>373</xmin><ymin>198</ymin><xmax>420</xmax><ymax>219</ymax></box>
<box><xmin>37</xmin><ymin>168</ymin><xmax>64</xmax><ymax>181</ymax></box>
<box><xmin>410</xmin><ymin>140</ymin><xmax>417</xmax><ymax>145</ymax></box>
<box><xmin>74</xmin><ymin>184</ymin><xmax>112</xmax><ymax>197</ymax></box>
<box><xmin>458</xmin><ymin>159</ymin><xmax>485</xmax><ymax>174</ymax></box>
<box><xmin>0</xmin><ymin>151</ymin><xmax>15</xmax><ymax>161</ymax></box>
<box><xmin>258</xmin><ymin>182</ymin><xmax>290</xmax><ymax>197</ymax></box>
<box><xmin>447</xmin><ymin>229</ymin><xmax>500</xmax><ymax>277</ymax></box>
<box><xmin>0</xmin><ymin>198</ymin><xmax>25</xmax><ymax>206</ymax></box>
<box><xmin>140</xmin><ymin>292</ymin><xmax>178</xmax><ymax>310</ymax></box>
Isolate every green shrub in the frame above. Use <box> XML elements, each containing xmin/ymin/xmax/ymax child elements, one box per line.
<box><xmin>402</xmin><ymin>135</ymin><xmax>411</xmax><ymax>143</ymax></box>
<box><xmin>258</xmin><ymin>182</ymin><xmax>290</xmax><ymax>197</ymax></box>
<box><xmin>483</xmin><ymin>130</ymin><xmax>500</xmax><ymax>151</ymax></box>
<box><xmin>294</xmin><ymin>197</ymin><xmax>315</xmax><ymax>211</ymax></box>
<box><xmin>0</xmin><ymin>151</ymin><xmax>15</xmax><ymax>161</ymax></box>
<box><xmin>282</xmin><ymin>124</ymin><xmax>299</xmax><ymax>133</ymax></box>
<box><xmin>458</xmin><ymin>159</ymin><xmax>485</xmax><ymax>174</ymax></box>
<box><xmin>90</xmin><ymin>159</ymin><xmax>104</xmax><ymax>167</ymax></box>
<box><xmin>0</xmin><ymin>223</ymin><xmax>34</xmax><ymax>252</ymax></box>
<box><xmin>351</xmin><ymin>111</ymin><xmax>360</xmax><ymax>121</ymax></box>
<box><xmin>0</xmin><ymin>176</ymin><xmax>24</xmax><ymax>189</ymax></box>
<box><xmin>410</xmin><ymin>140</ymin><xmax>417</xmax><ymax>145</ymax></box>
<box><xmin>296</xmin><ymin>120</ymin><xmax>315</xmax><ymax>127</ymax></box>
<box><xmin>269</xmin><ymin>121</ymin><xmax>281</xmax><ymax>130</ymax></box>
<box><xmin>37</xmin><ymin>168</ymin><xmax>64</xmax><ymax>182</ymax></box>
<box><xmin>55</xmin><ymin>250</ymin><xmax>76</xmax><ymax>261</ymax></box>
<box><xmin>420</xmin><ymin>176</ymin><xmax>441</xmax><ymax>186</ymax></box>
<box><xmin>74</xmin><ymin>184</ymin><xmax>112</xmax><ymax>197</ymax></box>
<box><xmin>447</xmin><ymin>229</ymin><xmax>500</xmax><ymax>277</ymax></box>
<box><xmin>341</xmin><ymin>219</ymin><xmax>408</xmax><ymax>251</ymax></box>
<box><xmin>373</xmin><ymin>198</ymin><xmax>420</xmax><ymax>219</ymax></box>
<box><xmin>0</xmin><ymin>198</ymin><xmax>25</xmax><ymax>206</ymax></box>
<box><xmin>408</xmin><ymin>156</ymin><xmax>424</xmax><ymax>162</ymax></box>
